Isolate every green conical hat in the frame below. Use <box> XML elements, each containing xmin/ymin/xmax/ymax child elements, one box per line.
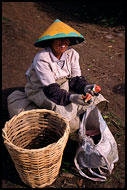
<box><xmin>34</xmin><ymin>19</ymin><xmax>85</xmax><ymax>47</ymax></box>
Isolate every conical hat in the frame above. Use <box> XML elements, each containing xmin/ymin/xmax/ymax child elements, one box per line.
<box><xmin>34</xmin><ymin>19</ymin><xmax>85</xmax><ymax>47</ymax></box>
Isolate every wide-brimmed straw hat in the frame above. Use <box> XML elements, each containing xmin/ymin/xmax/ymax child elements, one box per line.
<box><xmin>34</xmin><ymin>19</ymin><xmax>85</xmax><ymax>48</ymax></box>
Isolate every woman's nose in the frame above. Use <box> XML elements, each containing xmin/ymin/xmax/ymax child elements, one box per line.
<box><xmin>61</xmin><ymin>38</ymin><xmax>70</xmax><ymax>44</ymax></box>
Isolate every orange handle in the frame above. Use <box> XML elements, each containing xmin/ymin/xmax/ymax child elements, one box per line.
<box><xmin>94</xmin><ymin>85</ymin><xmax>101</xmax><ymax>93</ymax></box>
<box><xmin>82</xmin><ymin>93</ymin><xmax>92</xmax><ymax>103</ymax></box>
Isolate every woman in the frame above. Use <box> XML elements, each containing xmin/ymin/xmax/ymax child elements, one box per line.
<box><xmin>24</xmin><ymin>19</ymin><xmax>107</xmax><ymax>133</ymax></box>
<box><xmin>8</xmin><ymin>19</ymin><xmax>108</xmax><ymax>133</ymax></box>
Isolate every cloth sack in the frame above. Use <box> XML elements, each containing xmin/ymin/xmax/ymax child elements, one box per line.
<box><xmin>8</xmin><ymin>90</ymin><xmax>37</xmax><ymax>118</ymax></box>
<box><xmin>74</xmin><ymin>105</ymin><xmax>119</xmax><ymax>181</ymax></box>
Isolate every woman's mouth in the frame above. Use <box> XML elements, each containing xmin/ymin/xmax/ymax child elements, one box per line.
<box><xmin>59</xmin><ymin>44</ymin><xmax>67</xmax><ymax>49</ymax></box>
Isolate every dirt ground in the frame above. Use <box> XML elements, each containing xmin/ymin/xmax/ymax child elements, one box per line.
<box><xmin>2</xmin><ymin>2</ymin><xmax>125</xmax><ymax>188</ymax></box>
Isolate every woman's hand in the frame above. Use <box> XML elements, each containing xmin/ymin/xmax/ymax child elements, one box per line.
<box><xmin>84</xmin><ymin>84</ymin><xmax>101</xmax><ymax>96</ymax></box>
<box><xmin>69</xmin><ymin>94</ymin><xmax>92</xmax><ymax>105</ymax></box>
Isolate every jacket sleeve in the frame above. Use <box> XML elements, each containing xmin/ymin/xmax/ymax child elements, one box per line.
<box><xmin>43</xmin><ymin>83</ymin><xmax>72</xmax><ymax>106</ymax></box>
<box><xmin>69</xmin><ymin>76</ymin><xmax>89</xmax><ymax>94</ymax></box>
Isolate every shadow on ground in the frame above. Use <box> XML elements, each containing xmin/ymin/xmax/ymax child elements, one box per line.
<box><xmin>112</xmin><ymin>83</ymin><xmax>125</xmax><ymax>96</ymax></box>
<box><xmin>34</xmin><ymin>1</ymin><xmax>125</xmax><ymax>26</ymax></box>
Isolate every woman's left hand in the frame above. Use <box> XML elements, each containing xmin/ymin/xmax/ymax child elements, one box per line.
<box><xmin>84</xmin><ymin>84</ymin><xmax>101</xmax><ymax>96</ymax></box>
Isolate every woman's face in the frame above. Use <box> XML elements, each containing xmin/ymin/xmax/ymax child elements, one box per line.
<box><xmin>50</xmin><ymin>38</ymin><xmax>70</xmax><ymax>59</ymax></box>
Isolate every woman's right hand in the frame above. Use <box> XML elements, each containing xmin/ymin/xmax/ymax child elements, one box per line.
<box><xmin>69</xmin><ymin>94</ymin><xmax>92</xmax><ymax>105</ymax></box>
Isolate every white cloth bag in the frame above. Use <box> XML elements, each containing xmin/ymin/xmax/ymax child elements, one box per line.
<box><xmin>74</xmin><ymin>105</ymin><xmax>119</xmax><ymax>181</ymax></box>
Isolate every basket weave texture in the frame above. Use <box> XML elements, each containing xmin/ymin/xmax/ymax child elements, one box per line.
<box><xmin>2</xmin><ymin>109</ymin><xmax>70</xmax><ymax>188</ymax></box>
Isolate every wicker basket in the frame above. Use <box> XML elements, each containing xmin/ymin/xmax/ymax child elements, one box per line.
<box><xmin>2</xmin><ymin>109</ymin><xmax>70</xmax><ymax>188</ymax></box>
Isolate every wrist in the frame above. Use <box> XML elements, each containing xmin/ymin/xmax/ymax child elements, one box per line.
<box><xmin>68</xmin><ymin>93</ymin><xmax>73</xmax><ymax>103</ymax></box>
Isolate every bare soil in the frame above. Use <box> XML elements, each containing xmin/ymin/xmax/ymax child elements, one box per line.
<box><xmin>2</xmin><ymin>2</ymin><xmax>125</xmax><ymax>188</ymax></box>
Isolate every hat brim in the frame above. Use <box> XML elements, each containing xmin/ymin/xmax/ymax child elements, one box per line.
<box><xmin>34</xmin><ymin>35</ymin><xmax>84</xmax><ymax>48</ymax></box>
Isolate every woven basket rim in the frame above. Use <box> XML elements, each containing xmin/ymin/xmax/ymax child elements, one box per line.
<box><xmin>2</xmin><ymin>109</ymin><xmax>70</xmax><ymax>152</ymax></box>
